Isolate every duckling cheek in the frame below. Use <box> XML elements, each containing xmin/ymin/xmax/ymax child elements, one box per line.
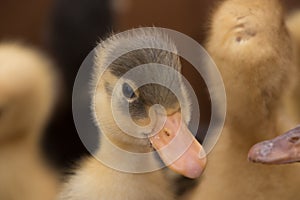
<box><xmin>149</xmin><ymin>112</ymin><xmax>207</xmax><ymax>179</ymax></box>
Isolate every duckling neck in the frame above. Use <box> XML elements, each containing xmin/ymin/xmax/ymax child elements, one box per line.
<box><xmin>224</xmin><ymin>82</ymin><xmax>282</xmax><ymax>138</ymax></box>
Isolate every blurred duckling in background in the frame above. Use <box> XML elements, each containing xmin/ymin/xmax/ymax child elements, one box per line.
<box><xmin>248</xmin><ymin>11</ymin><xmax>300</xmax><ymax>165</ymax></box>
<box><xmin>188</xmin><ymin>0</ymin><xmax>300</xmax><ymax>200</ymax></box>
<box><xmin>58</xmin><ymin>28</ymin><xmax>206</xmax><ymax>200</ymax></box>
<box><xmin>0</xmin><ymin>43</ymin><xmax>59</xmax><ymax>200</ymax></box>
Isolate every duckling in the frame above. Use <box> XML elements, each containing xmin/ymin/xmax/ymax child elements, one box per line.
<box><xmin>247</xmin><ymin>12</ymin><xmax>300</xmax><ymax>165</ymax></box>
<box><xmin>0</xmin><ymin>43</ymin><xmax>59</xmax><ymax>200</ymax></box>
<box><xmin>58</xmin><ymin>28</ymin><xmax>206</xmax><ymax>200</ymax></box>
<box><xmin>188</xmin><ymin>1</ymin><xmax>300</xmax><ymax>200</ymax></box>
<box><xmin>248</xmin><ymin>125</ymin><xmax>300</xmax><ymax>164</ymax></box>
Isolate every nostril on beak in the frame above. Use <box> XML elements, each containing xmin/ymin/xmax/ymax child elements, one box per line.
<box><xmin>164</xmin><ymin>129</ymin><xmax>170</xmax><ymax>137</ymax></box>
<box><xmin>163</xmin><ymin>128</ymin><xmax>171</xmax><ymax>137</ymax></box>
<box><xmin>288</xmin><ymin>136</ymin><xmax>300</xmax><ymax>144</ymax></box>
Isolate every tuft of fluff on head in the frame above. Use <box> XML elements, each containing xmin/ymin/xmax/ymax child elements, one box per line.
<box><xmin>92</xmin><ymin>28</ymin><xmax>179</xmax><ymax>85</ymax></box>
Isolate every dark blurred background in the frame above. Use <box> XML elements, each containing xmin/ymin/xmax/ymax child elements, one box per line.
<box><xmin>1</xmin><ymin>0</ymin><xmax>300</xmax><ymax>172</ymax></box>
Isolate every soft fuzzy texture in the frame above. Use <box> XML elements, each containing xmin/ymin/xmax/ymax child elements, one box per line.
<box><xmin>0</xmin><ymin>43</ymin><xmax>59</xmax><ymax>200</ymax></box>
<box><xmin>57</xmin><ymin>28</ymin><xmax>195</xmax><ymax>200</ymax></box>
<box><xmin>58</xmin><ymin>157</ymin><xmax>174</xmax><ymax>200</ymax></box>
<box><xmin>187</xmin><ymin>0</ymin><xmax>300</xmax><ymax>200</ymax></box>
<box><xmin>285</xmin><ymin>11</ymin><xmax>300</xmax><ymax>122</ymax></box>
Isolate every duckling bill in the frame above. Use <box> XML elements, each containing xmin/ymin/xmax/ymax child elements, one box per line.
<box><xmin>149</xmin><ymin>111</ymin><xmax>205</xmax><ymax>178</ymax></box>
<box><xmin>248</xmin><ymin>126</ymin><xmax>300</xmax><ymax>164</ymax></box>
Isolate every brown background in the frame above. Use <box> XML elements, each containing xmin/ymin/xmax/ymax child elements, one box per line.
<box><xmin>1</xmin><ymin>0</ymin><xmax>300</xmax><ymax>45</ymax></box>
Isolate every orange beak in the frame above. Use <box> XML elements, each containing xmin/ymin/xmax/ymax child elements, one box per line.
<box><xmin>149</xmin><ymin>112</ymin><xmax>206</xmax><ymax>179</ymax></box>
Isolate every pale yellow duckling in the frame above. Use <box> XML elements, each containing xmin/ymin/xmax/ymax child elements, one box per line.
<box><xmin>0</xmin><ymin>43</ymin><xmax>59</xmax><ymax>200</ymax></box>
<box><xmin>58</xmin><ymin>29</ymin><xmax>206</xmax><ymax>200</ymax></box>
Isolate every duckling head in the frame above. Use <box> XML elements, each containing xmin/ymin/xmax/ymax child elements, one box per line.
<box><xmin>0</xmin><ymin>43</ymin><xmax>56</xmax><ymax>143</ymax></box>
<box><xmin>92</xmin><ymin>29</ymin><xmax>206</xmax><ymax>178</ymax></box>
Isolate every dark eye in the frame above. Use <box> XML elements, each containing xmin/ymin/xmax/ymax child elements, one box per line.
<box><xmin>122</xmin><ymin>83</ymin><xmax>136</xmax><ymax>100</ymax></box>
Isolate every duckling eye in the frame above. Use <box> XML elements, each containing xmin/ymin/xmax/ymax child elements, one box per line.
<box><xmin>122</xmin><ymin>83</ymin><xmax>137</xmax><ymax>100</ymax></box>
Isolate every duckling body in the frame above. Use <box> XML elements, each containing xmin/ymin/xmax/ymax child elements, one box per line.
<box><xmin>188</xmin><ymin>1</ymin><xmax>300</xmax><ymax>200</ymax></box>
<box><xmin>59</xmin><ymin>156</ymin><xmax>174</xmax><ymax>200</ymax></box>
<box><xmin>0</xmin><ymin>136</ymin><xmax>58</xmax><ymax>200</ymax></box>
<box><xmin>0</xmin><ymin>43</ymin><xmax>58</xmax><ymax>200</ymax></box>
<box><xmin>58</xmin><ymin>29</ymin><xmax>206</xmax><ymax>200</ymax></box>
